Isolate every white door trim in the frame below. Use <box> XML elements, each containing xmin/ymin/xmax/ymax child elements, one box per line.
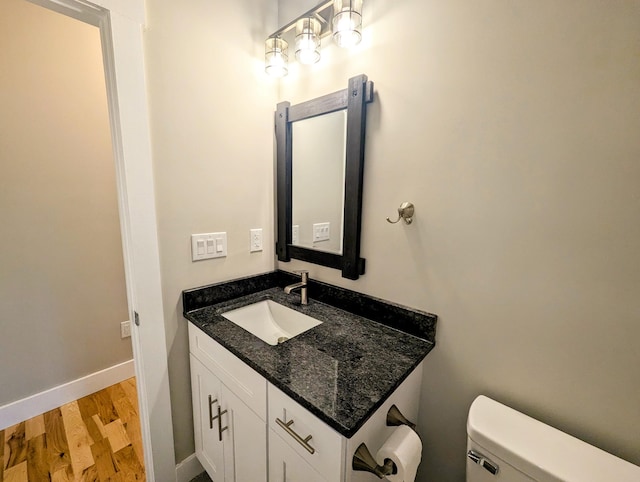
<box><xmin>25</xmin><ymin>1</ymin><xmax>176</xmax><ymax>480</ymax></box>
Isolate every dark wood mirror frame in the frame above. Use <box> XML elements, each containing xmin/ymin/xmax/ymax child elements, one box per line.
<box><xmin>275</xmin><ymin>74</ymin><xmax>374</xmax><ymax>280</ymax></box>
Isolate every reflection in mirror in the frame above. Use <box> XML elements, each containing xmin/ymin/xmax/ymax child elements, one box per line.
<box><xmin>292</xmin><ymin>110</ymin><xmax>347</xmax><ymax>254</ymax></box>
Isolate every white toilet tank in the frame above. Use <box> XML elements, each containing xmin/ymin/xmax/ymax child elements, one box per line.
<box><xmin>466</xmin><ymin>395</ymin><xmax>640</xmax><ymax>482</ymax></box>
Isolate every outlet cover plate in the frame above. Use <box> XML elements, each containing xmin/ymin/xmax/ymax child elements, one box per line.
<box><xmin>250</xmin><ymin>228</ymin><xmax>263</xmax><ymax>252</ymax></box>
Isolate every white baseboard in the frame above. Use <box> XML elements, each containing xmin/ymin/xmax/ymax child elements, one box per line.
<box><xmin>0</xmin><ymin>359</ymin><xmax>135</xmax><ymax>430</ymax></box>
<box><xmin>176</xmin><ymin>453</ymin><xmax>204</xmax><ymax>482</ymax></box>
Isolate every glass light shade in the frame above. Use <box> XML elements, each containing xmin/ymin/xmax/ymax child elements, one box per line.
<box><xmin>295</xmin><ymin>17</ymin><xmax>321</xmax><ymax>65</ymax></box>
<box><xmin>265</xmin><ymin>37</ymin><xmax>288</xmax><ymax>77</ymax></box>
<box><xmin>332</xmin><ymin>0</ymin><xmax>363</xmax><ymax>48</ymax></box>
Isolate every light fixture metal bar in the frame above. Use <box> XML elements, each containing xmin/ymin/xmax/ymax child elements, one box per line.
<box><xmin>268</xmin><ymin>0</ymin><xmax>334</xmax><ymax>39</ymax></box>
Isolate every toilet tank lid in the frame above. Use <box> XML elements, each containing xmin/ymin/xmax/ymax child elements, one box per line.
<box><xmin>467</xmin><ymin>395</ymin><xmax>640</xmax><ymax>482</ymax></box>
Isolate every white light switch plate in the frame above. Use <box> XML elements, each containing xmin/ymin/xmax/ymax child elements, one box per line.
<box><xmin>313</xmin><ymin>222</ymin><xmax>330</xmax><ymax>242</ymax></box>
<box><xmin>250</xmin><ymin>228</ymin><xmax>263</xmax><ymax>252</ymax></box>
<box><xmin>191</xmin><ymin>232</ymin><xmax>227</xmax><ymax>260</ymax></box>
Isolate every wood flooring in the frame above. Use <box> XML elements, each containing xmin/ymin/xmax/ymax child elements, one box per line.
<box><xmin>1</xmin><ymin>378</ymin><xmax>145</xmax><ymax>481</ymax></box>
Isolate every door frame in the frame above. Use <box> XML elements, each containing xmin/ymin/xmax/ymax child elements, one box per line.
<box><xmin>26</xmin><ymin>0</ymin><xmax>176</xmax><ymax>479</ymax></box>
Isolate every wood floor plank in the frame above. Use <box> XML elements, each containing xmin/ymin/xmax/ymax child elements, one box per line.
<box><xmin>111</xmin><ymin>396</ymin><xmax>144</xmax><ymax>466</ymax></box>
<box><xmin>90</xmin><ymin>438</ymin><xmax>117</xmax><ymax>480</ymax></box>
<box><xmin>26</xmin><ymin>432</ymin><xmax>49</xmax><ymax>481</ymax></box>
<box><xmin>112</xmin><ymin>445</ymin><xmax>144</xmax><ymax>481</ymax></box>
<box><xmin>104</xmin><ymin>420</ymin><xmax>130</xmax><ymax>453</ymax></box>
<box><xmin>88</xmin><ymin>390</ymin><xmax>119</xmax><ymax>426</ymax></box>
<box><xmin>60</xmin><ymin>402</ymin><xmax>94</xmax><ymax>479</ymax></box>
<box><xmin>4</xmin><ymin>423</ymin><xmax>27</xmax><ymax>470</ymax></box>
<box><xmin>1</xmin><ymin>426</ymin><xmax>4</xmax><ymax>477</ymax></box>
<box><xmin>83</xmin><ymin>414</ymin><xmax>107</xmax><ymax>444</ymax></box>
<box><xmin>107</xmin><ymin>383</ymin><xmax>128</xmax><ymax>404</ymax></box>
<box><xmin>44</xmin><ymin>408</ymin><xmax>72</xmax><ymax>475</ymax></box>
<box><xmin>119</xmin><ymin>379</ymin><xmax>139</xmax><ymax>410</ymax></box>
<box><xmin>51</xmin><ymin>466</ymin><xmax>72</xmax><ymax>482</ymax></box>
<box><xmin>77</xmin><ymin>463</ymin><xmax>99</xmax><ymax>482</ymax></box>
<box><xmin>25</xmin><ymin>414</ymin><xmax>45</xmax><ymax>441</ymax></box>
<box><xmin>3</xmin><ymin>460</ymin><xmax>27</xmax><ymax>482</ymax></box>
<box><xmin>76</xmin><ymin>395</ymin><xmax>99</xmax><ymax>422</ymax></box>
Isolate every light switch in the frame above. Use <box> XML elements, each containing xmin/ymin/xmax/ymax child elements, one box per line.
<box><xmin>191</xmin><ymin>232</ymin><xmax>227</xmax><ymax>261</ymax></box>
<box><xmin>313</xmin><ymin>222</ymin><xmax>330</xmax><ymax>242</ymax></box>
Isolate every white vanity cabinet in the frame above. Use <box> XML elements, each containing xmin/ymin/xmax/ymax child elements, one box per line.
<box><xmin>189</xmin><ymin>324</ymin><xmax>268</xmax><ymax>482</ymax></box>
<box><xmin>188</xmin><ymin>323</ymin><xmax>424</xmax><ymax>482</ymax></box>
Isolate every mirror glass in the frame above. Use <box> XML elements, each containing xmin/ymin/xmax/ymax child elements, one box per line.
<box><xmin>292</xmin><ymin>110</ymin><xmax>347</xmax><ymax>254</ymax></box>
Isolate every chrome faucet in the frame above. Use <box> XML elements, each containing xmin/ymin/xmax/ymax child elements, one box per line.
<box><xmin>284</xmin><ymin>271</ymin><xmax>309</xmax><ymax>305</ymax></box>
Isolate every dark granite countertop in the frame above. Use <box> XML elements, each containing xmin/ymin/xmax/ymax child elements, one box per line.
<box><xmin>183</xmin><ymin>272</ymin><xmax>436</xmax><ymax>438</ymax></box>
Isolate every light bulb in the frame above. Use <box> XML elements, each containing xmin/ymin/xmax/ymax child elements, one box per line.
<box><xmin>332</xmin><ymin>0</ymin><xmax>362</xmax><ymax>48</ymax></box>
<box><xmin>295</xmin><ymin>18</ymin><xmax>321</xmax><ymax>65</ymax></box>
<box><xmin>265</xmin><ymin>38</ymin><xmax>288</xmax><ymax>77</ymax></box>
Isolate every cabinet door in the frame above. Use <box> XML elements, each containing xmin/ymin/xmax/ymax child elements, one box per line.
<box><xmin>190</xmin><ymin>355</ymin><xmax>224</xmax><ymax>480</ymax></box>
<box><xmin>269</xmin><ymin>429</ymin><xmax>328</xmax><ymax>482</ymax></box>
<box><xmin>221</xmin><ymin>385</ymin><xmax>267</xmax><ymax>482</ymax></box>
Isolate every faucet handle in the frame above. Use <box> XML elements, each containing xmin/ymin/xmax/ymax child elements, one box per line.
<box><xmin>294</xmin><ymin>270</ymin><xmax>309</xmax><ymax>282</ymax></box>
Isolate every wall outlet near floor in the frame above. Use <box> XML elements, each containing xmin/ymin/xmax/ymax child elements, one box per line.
<box><xmin>313</xmin><ymin>222</ymin><xmax>330</xmax><ymax>242</ymax></box>
<box><xmin>292</xmin><ymin>225</ymin><xmax>299</xmax><ymax>244</ymax></box>
<box><xmin>250</xmin><ymin>228</ymin><xmax>263</xmax><ymax>252</ymax></box>
<box><xmin>191</xmin><ymin>232</ymin><xmax>227</xmax><ymax>260</ymax></box>
<box><xmin>121</xmin><ymin>320</ymin><xmax>131</xmax><ymax>339</ymax></box>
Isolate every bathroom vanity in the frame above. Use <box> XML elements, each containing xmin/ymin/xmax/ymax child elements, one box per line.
<box><xmin>183</xmin><ymin>271</ymin><xmax>437</xmax><ymax>481</ymax></box>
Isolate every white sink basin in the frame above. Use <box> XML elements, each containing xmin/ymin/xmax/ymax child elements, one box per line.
<box><xmin>221</xmin><ymin>300</ymin><xmax>322</xmax><ymax>345</ymax></box>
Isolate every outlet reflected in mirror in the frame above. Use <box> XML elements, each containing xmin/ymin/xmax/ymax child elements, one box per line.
<box><xmin>292</xmin><ymin>110</ymin><xmax>347</xmax><ymax>254</ymax></box>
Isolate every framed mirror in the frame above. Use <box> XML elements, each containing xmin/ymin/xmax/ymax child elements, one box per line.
<box><xmin>275</xmin><ymin>74</ymin><xmax>374</xmax><ymax>279</ymax></box>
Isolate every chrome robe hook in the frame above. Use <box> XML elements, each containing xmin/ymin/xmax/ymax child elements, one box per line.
<box><xmin>386</xmin><ymin>202</ymin><xmax>414</xmax><ymax>225</ymax></box>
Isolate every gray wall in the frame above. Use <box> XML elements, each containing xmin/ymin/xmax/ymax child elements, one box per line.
<box><xmin>143</xmin><ymin>0</ymin><xmax>278</xmax><ymax>463</ymax></box>
<box><xmin>277</xmin><ymin>0</ymin><xmax>640</xmax><ymax>480</ymax></box>
<box><xmin>0</xmin><ymin>0</ymin><xmax>131</xmax><ymax>406</ymax></box>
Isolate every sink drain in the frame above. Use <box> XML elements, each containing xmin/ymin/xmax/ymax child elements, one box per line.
<box><xmin>277</xmin><ymin>336</ymin><xmax>289</xmax><ymax>344</ymax></box>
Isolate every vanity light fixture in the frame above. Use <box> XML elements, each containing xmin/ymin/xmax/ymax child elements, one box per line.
<box><xmin>264</xmin><ymin>0</ymin><xmax>364</xmax><ymax>76</ymax></box>
<box><xmin>265</xmin><ymin>37</ymin><xmax>289</xmax><ymax>77</ymax></box>
<box><xmin>295</xmin><ymin>17</ymin><xmax>321</xmax><ymax>65</ymax></box>
<box><xmin>332</xmin><ymin>0</ymin><xmax>363</xmax><ymax>48</ymax></box>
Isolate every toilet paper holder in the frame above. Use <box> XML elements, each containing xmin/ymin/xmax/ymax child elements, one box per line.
<box><xmin>353</xmin><ymin>443</ymin><xmax>397</xmax><ymax>478</ymax></box>
<box><xmin>386</xmin><ymin>404</ymin><xmax>416</xmax><ymax>430</ymax></box>
<box><xmin>352</xmin><ymin>405</ymin><xmax>417</xmax><ymax>477</ymax></box>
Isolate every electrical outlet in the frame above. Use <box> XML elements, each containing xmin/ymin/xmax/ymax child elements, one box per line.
<box><xmin>120</xmin><ymin>320</ymin><xmax>131</xmax><ymax>338</ymax></box>
<box><xmin>292</xmin><ymin>225</ymin><xmax>299</xmax><ymax>244</ymax></box>
<box><xmin>250</xmin><ymin>228</ymin><xmax>263</xmax><ymax>252</ymax></box>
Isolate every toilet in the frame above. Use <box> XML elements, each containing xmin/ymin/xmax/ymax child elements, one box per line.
<box><xmin>466</xmin><ymin>395</ymin><xmax>640</xmax><ymax>481</ymax></box>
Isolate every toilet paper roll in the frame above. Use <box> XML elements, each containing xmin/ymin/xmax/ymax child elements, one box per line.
<box><xmin>376</xmin><ymin>425</ymin><xmax>422</xmax><ymax>482</ymax></box>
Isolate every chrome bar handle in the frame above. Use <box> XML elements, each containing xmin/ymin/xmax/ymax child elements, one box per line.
<box><xmin>212</xmin><ymin>405</ymin><xmax>228</xmax><ymax>441</ymax></box>
<box><xmin>208</xmin><ymin>396</ymin><xmax>218</xmax><ymax>430</ymax></box>
<box><xmin>275</xmin><ymin>418</ymin><xmax>315</xmax><ymax>454</ymax></box>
